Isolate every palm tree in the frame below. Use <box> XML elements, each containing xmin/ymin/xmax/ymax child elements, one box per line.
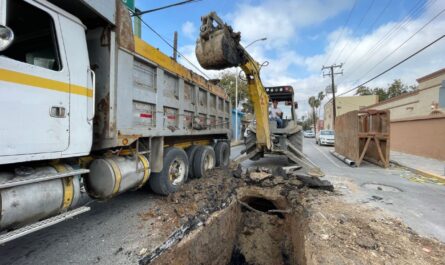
<box><xmin>317</xmin><ymin>91</ymin><xmax>325</xmax><ymax>125</ymax></box>
<box><xmin>308</xmin><ymin>96</ymin><xmax>319</xmax><ymax>131</ymax></box>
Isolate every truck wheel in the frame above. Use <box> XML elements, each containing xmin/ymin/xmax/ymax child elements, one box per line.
<box><xmin>193</xmin><ymin>146</ymin><xmax>216</xmax><ymax>178</ymax></box>
<box><xmin>149</xmin><ymin>147</ymin><xmax>188</xmax><ymax>195</ymax></box>
<box><xmin>186</xmin><ymin>145</ymin><xmax>200</xmax><ymax>178</ymax></box>
<box><xmin>214</xmin><ymin>141</ymin><xmax>230</xmax><ymax>167</ymax></box>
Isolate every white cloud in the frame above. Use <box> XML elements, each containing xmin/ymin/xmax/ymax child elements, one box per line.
<box><xmin>229</xmin><ymin>0</ymin><xmax>354</xmax><ymax>49</ymax></box>
<box><xmin>177</xmin><ymin>0</ymin><xmax>445</xmax><ymax>117</ymax></box>
<box><xmin>181</xmin><ymin>21</ymin><xmax>197</xmax><ymax>40</ymax></box>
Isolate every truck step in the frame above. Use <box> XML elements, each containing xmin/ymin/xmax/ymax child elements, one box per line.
<box><xmin>0</xmin><ymin>206</ymin><xmax>90</xmax><ymax>245</ymax></box>
<box><xmin>0</xmin><ymin>169</ymin><xmax>90</xmax><ymax>189</ymax></box>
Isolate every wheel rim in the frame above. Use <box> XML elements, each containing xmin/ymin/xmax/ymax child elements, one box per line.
<box><xmin>203</xmin><ymin>152</ymin><xmax>215</xmax><ymax>171</ymax></box>
<box><xmin>168</xmin><ymin>158</ymin><xmax>186</xmax><ymax>185</ymax></box>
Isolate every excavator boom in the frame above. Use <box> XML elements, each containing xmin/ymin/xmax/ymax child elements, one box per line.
<box><xmin>196</xmin><ymin>12</ymin><xmax>271</xmax><ymax>151</ymax></box>
<box><xmin>196</xmin><ymin>12</ymin><xmax>324</xmax><ymax>177</ymax></box>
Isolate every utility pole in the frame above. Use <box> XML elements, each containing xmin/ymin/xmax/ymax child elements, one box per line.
<box><xmin>173</xmin><ymin>31</ymin><xmax>178</xmax><ymax>61</ymax></box>
<box><xmin>322</xmin><ymin>64</ymin><xmax>343</xmax><ymax>129</ymax></box>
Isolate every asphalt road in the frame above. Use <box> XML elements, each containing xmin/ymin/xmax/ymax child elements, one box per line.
<box><xmin>1</xmin><ymin>138</ymin><xmax>444</xmax><ymax>265</ymax></box>
<box><xmin>232</xmin><ymin>138</ymin><xmax>445</xmax><ymax>242</ymax></box>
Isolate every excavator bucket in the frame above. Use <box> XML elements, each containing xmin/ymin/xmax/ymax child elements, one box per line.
<box><xmin>196</xmin><ymin>13</ymin><xmax>246</xmax><ymax>70</ymax></box>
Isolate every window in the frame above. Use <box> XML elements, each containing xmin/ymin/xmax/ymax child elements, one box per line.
<box><xmin>1</xmin><ymin>0</ymin><xmax>61</xmax><ymax>71</ymax></box>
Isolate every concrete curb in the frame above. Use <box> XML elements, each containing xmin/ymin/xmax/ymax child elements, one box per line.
<box><xmin>390</xmin><ymin>160</ymin><xmax>445</xmax><ymax>184</ymax></box>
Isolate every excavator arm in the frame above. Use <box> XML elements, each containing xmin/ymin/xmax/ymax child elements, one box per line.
<box><xmin>196</xmin><ymin>12</ymin><xmax>271</xmax><ymax>151</ymax></box>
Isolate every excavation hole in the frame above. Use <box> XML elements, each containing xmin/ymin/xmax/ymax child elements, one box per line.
<box><xmin>144</xmin><ymin>190</ymin><xmax>306</xmax><ymax>265</ymax></box>
<box><xmin>241</xmin><ymin>197</ymin><xmax>285</xmax><ymax>219</ymax></box>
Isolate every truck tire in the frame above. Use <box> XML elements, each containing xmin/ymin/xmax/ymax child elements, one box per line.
<box><xmin>214</xmin><ymin>141</ymin><xmax>230</xmax><ymax>167</ymax></box>
<box><xmin>193</xmin><ymin>146</ymin><xmax>216</xmax><ymax>178</ymax></box>
<box><xmin>149</xmin><ymin>147</ymin><xmax>189</xmax><ymax>195</ymax></box>
<box><xmin>186</xmin><ymin>145</ymin><xmax>200</xmax><ymax>178</ymax></box>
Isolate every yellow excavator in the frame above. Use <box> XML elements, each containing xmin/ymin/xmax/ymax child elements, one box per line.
<box><xmin>196</xmin><ymin>12</ymin><xmax>323</xmax><ymax>176</ymax></box>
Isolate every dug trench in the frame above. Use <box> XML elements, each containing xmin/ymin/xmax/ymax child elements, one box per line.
<box><xmin>137</xmin><ymin>166</ymin><xmax>445</xmax><ymax>265</ymax></box>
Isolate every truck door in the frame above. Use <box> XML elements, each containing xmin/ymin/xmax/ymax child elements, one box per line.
<box><xmin>0</xmin><ymin>0</ymin><xmax>70</xmax><ymax>156</ymax></box>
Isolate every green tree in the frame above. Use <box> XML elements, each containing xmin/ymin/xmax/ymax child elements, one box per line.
<box><xmin>355</xmin><ymin>85</ymin><xmax>372</xmax><ymax>96</ymax></box>
<box><xmin>317</xmin><ymin>91</ymin><xmax>325</xmax><ymax>122</ymax></box>
<box><xmin>355</xmin><ymin>79</ymin><xmax>414</xmax><ymax>102</ymax></box>
<box><xmin>387</xmin><ymin>79</ymin><xmax>407</xmax><ymax>99</ymax></box>
<box><xmin>218</xmin><ymin>71</ymin><xmax>251</xmax><ymax>112</ymax></box>
<box><xmin>308</xmin><ymin>96</ymin><xmax>319</xmax><ymax>131</ymax></box>
<box><xmin>372</xmin><ymin>87</ymin><xmax>388</xmax><ymax>101</ymax></box>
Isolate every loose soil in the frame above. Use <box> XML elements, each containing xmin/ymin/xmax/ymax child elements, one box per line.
<box><xmin>137</xmin><ymin>165</ymin><xmax>445</xmax><ymax>265</ymax></box>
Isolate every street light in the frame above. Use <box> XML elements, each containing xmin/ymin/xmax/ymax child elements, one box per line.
<box><xmin>244</xmin><ymin>37</ymin><xmax>267</xmax><ymax>49</ymax></box>
<box><xmin>235</xmin><ymin>37</ymin><xmax>267</xmax><ymax>142</ymax></box>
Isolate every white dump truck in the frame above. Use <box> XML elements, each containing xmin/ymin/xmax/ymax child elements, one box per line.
<box><xmin>0</xmin><ymin>0</ymin><xmax>231</xmax><ymax>243</ymax></box>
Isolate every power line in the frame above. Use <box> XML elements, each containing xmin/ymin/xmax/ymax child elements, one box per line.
<box><xmin>354</xmin><ymin>6</ymin><xmax>445</xmax><ymax>83</ymax></box>
<box><xmin>342</xmin><ymin>0</ymin><xmax>429</xmax><ymax>81</ymax></box>
<box><xmin>133</xmin><ymin>0</ymin><xmax>202</xmax><ymax>16</ymax></box>
<box><xmin>322</xmin><ymin>0</ymin><xmax>357</xmax><ymax>66</ymax></box>
<box><xmin>135</xmin><ymin>15</ymin><xmax>212</xmax><ymax>80</ymax></box>
<box><xmin>333</xmin><ymin>0</ymin><xmax>376</xmax><ymax>64</ymax></box>
<box><xmin>337</xmin><ymin>33</ymin><xmax>445</xmax><ymax>97</ymax></box>
<box><xmin>342</xmin><ymin>0</ymin><xmax>392</xmax><ymax>65</ymax></box>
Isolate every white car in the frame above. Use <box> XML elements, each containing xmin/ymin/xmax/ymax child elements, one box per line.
<box><xmin>316</xmin><ymin>130</ymin><xmax>335</xmax><ymax>146</ymax></box>
<box><xmin>303</xmin><ymin>130</ymin><xmax>315</xmax><ymax>138</ymax></box>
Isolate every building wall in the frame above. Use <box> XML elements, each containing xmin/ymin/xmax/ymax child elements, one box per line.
<box><xmin>324</xmin><ymin>95</ymin><xmax>378</xmax><ymax>130</ymax></box>
<box><xmin>390</xmin><ymin>115</ymin><xmax>445</xmax><ymax>160</ymax></box>
<box><xmin>364</xmin><ymin>68</ymin><xmax>445</xmax><ymax>121</ymax></box>
<box><xmin>365</xmin><ymin>85</ymin><xmax>441</xmax><ymax>120</ymax></box>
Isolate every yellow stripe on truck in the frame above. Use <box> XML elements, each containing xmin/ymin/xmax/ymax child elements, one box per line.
<box><xmin>0</xmin><ymin>68</ymin><xmax>93</xmax><ymax>97</ymax></box>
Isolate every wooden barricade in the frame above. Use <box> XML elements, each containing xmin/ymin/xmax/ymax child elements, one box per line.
<box><xmin>335</xmin><ymin>110</ymin><xmax>390</xmax><ymax>168</ymax></box>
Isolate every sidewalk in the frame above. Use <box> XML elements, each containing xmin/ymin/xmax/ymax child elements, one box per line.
<box><xmin>390</xmin><ymin>151</ymin><xmax>445</xmax><ymax>181</ymax></box>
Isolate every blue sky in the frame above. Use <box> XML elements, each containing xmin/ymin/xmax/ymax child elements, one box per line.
<box><xmin>134</xmin><ymin>0</ymin><xmax>445</xmax><ymax>116</ymax></box>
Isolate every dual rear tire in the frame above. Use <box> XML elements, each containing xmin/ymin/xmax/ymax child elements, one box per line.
<box><xmin>149</xmin><ymin>141</ymin><xmax>230</xmax><ymax>195</ymax></box>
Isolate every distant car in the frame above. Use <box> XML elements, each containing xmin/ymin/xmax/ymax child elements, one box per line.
<box><xmin>316</xmin><ymin>130</ymin><xmax>335</xmax><ymax>146</ymax></box>
<box><xmin>303</xmin><ymin>130</ymin><xmax>315</xmax><ymax>138</ymax></box>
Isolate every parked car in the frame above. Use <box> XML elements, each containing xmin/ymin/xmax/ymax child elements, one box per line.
<box><xmin>316</xmin><ymin>130</ymin><xmax>335</xmax><ymax>146</ymax></box>
<box><xmin>303</xmin><ymin>130</ymin><xmax>315</xmax><ymax>138</ymax></box>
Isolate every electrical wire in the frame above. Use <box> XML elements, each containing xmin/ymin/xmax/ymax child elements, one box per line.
<box><xmin>342</xmin><ymin>0</ymin><xmax>430</xmax><ymax>81</ymax></box>
<box><xmin>132</xmin><ymin>0</ymin><xmax>202</xmax><ymax>16</ymax></box>
<box><xmin>353</xmin><ymin>6</ymin><xmax>445</xmax><ymax>83</ymax></box>
<box><xmin>342</xmin><ymin>0</ymin><xmax>392</xmax><ymax>65</ymax></box>
<box><xmin>322</xmin><ymin>0</ymin><xmax>357</xmax><ymax>66</ymax></box>
<box><xmin>332</xmin><ymin>0</ymin><xmax>376</xmax><ymax>64</ymax></box>
<box><xmin>337</xmin><ymin>33</ymin><xmax>445</xmax><ymax>97</ymax></box>
<box><xmin>135</xmin><ymin>15</ymin><xmax>212</xmax><ymax>80</ymax></box>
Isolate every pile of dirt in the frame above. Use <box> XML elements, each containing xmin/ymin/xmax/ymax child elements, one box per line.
<box><xmin>302</xmin><ymin>191</ymin><xmax>445</xmax><ymax>265</ymax></box>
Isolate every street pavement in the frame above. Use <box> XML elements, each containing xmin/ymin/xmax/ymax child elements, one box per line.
<box><xmin>0</xmin><ymin>138</ymin><xmax>444</xmax><ymax>265</ymax></box>
<box><xmin>232</xmin><ymin>138</ymin><xmax>445</xmax><ymax>242</ymax></box>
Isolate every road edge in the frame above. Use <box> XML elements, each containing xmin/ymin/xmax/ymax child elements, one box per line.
<box><xmin>390</xmin><ymin>160</ymin><xmax>445</xmax><ymax>184</ymax></box>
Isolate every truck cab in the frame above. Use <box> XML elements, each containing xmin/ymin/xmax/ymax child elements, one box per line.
<box><xmin>0</xmin><ymin>0</ymin><xmax>94</xmax><ymax>165</ymax></box>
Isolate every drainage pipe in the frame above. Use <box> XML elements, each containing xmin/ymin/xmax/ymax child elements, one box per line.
<box><xmin>329</xmin><ymin>150</ymin><xmax>356</xmax><ymax>167</ymax></box>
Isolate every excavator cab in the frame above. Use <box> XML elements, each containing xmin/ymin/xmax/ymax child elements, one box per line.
<box><xmin>266</xmin><ymin>86</ymin><xmax>298</xmax><ymax>130</ymax></box>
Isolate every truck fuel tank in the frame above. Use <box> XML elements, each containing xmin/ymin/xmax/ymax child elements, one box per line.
<box><xmin>86</xmin><ymin>155</ymin><xmax>150</xmax><ymax>200</ymax></box>
<box><xmin>0</xmin><ymin>165</ymin><xmax>83</xmax><ymax>231</ymax></box>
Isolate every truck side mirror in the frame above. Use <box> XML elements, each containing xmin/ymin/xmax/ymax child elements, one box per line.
<box><xmin>0</xmin><ymin>25</ymin><xmax>14</xmax><ymax>51</ymax></box>
<box><xmin>294</xmin><ymin>102</ymin><xmax>298</xmax><ymax>109</ymax></box>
